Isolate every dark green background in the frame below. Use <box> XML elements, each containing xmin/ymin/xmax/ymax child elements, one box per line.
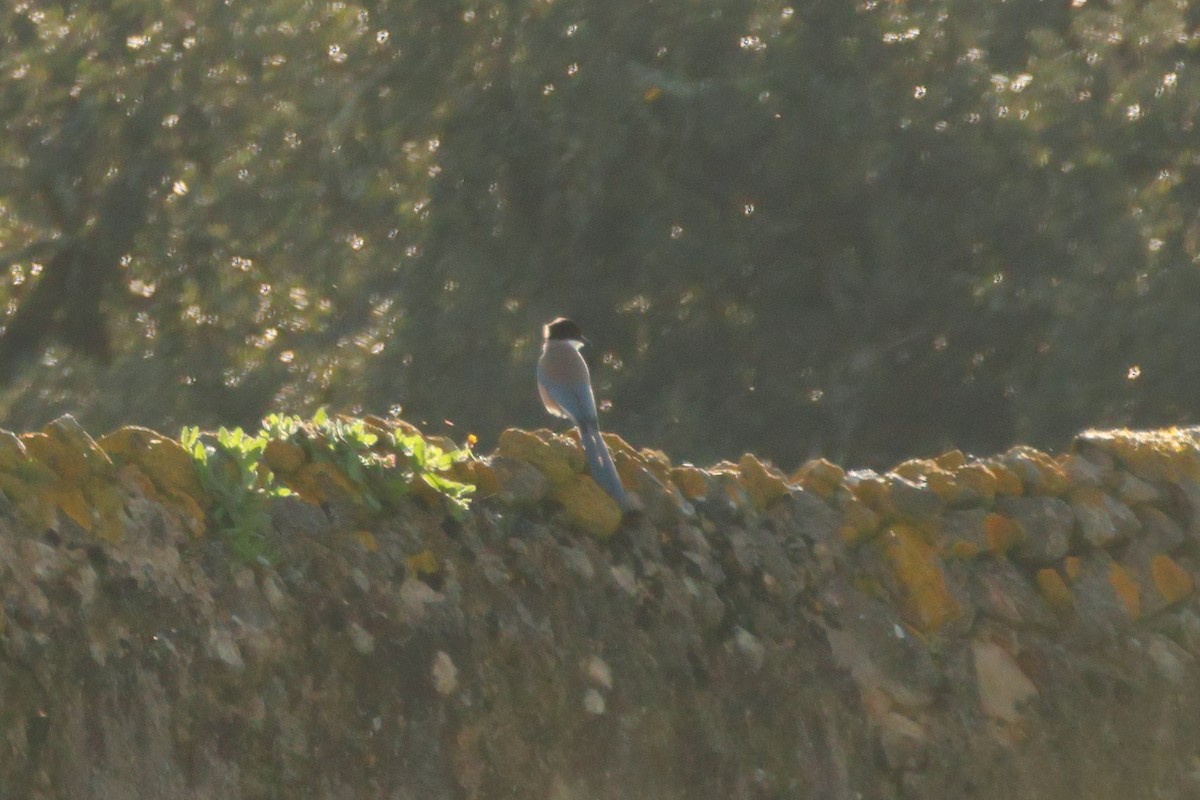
<box><xmin>2</xmin><ymin>0</ymin><xmax>1198</xmax><ymax>469</ymax></box>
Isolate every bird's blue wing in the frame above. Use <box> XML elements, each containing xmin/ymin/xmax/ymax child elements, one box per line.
<box><xmin>539</xmin><ymin>375</ymin><xmax>599</xmax><ymax>425</ymax></box>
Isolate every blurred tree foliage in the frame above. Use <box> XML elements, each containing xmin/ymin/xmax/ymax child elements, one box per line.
<box><xmin>1</xmin><ymin>0</ymin><xmax>1199</xmax><ymax>468</ymax></box>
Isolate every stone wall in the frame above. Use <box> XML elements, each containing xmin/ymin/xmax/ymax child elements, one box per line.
<box><xmin>2</xmin><ymin>417</ymin><xmax>1200</xmax><ymax>798</ymax></box>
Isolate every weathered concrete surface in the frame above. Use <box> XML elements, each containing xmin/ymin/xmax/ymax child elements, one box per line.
<box><xmin>4</xmin><ymin>424</ymin><xmax>1200</xmax><ymax>798</ymax></box>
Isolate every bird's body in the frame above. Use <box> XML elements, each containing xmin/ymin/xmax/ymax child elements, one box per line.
<box><xmin>537</xmin><ymin>318</ymin><xmax>630</xmax><ymax>509</ymax></box>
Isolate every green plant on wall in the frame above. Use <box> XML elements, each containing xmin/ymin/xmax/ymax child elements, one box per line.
<box><xmin>180</xmin><ymin>425</ymin><xmax>290</xmax><ymax>563</ymax></box>
<box><xmin>182</xmin><ymin>411</ymin><xmax>475</xmax><ymax>563</ymax></box>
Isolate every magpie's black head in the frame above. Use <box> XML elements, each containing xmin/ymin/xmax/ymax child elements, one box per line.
<box><xmin>543</xmin><ymin>317</ymin><xmax>586</xmax><ymax>343</ymax></box>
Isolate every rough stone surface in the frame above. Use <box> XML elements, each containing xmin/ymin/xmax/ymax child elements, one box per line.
<box><xmin>999</xmin><ymin>495</ymin><xmax>1075</xmax><ymax>564</ymax></box>
<box><xmin>5</xmin><ymin>420</ymin><xmax>1200</xmax><ymax>799</ymax></box>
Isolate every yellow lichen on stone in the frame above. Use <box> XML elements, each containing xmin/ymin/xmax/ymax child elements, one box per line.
<box><xmin>633</xmin><ymin>447</ymin><xmax>673</xmax><ymax>484</ymax></box>
<box><xmin>496</xmin><ymin>428</ymin><xmax>582</xmax><ymax>485</ymax></box>
<box><xmin>924</xmin><ymin>469</ymin><xmax>960</xmax><ymax>504</ymax></box>
<box><xmin>1150</xmin><ymin>555</ymin><xmax>1193</xmax><ymax>606</ymax></box>
<box><xmin>934</xmin><ymin>449</ymin><xmax>967</xmax><ymax>470</ymax></box>
<box><xmin>612</xmin><ymin>451</ymin><xmax>644</xmax><ymax>493</ymax></box>
<box><xmin>893</xmin><ymin>459</ymin><xmax>938</xmax><ymax>482</ymax></box>
<box><xmin>22</xmin><ymin>433</ymin><xmax>91</xmax><ymax>484</ymax></box>
<box><xmin>86</xmin><ymin>480</ymin><xmax>126</xmax><ymax>543</ymax></box>
<box><xmin>839</xmin><ymin>494</ymin><xmax>882</xmax><ymax>544</ymax></box>
<box><xmin>984</xmin><ymin>513</ymin><xmax>1025</xmax><ymax>553</ymax></box>
<box><xmin>42</xmin><ymin>415</ymin><xmax>113</xmax><ymax>480</ymax></box>
<box><xmin>1107</xmin><ymin>562</ymin><xmax>1141</xmax><ymax>619</ymax></box>
<box><xmin>98</xmin><ymin>426</ymin><xmax>208</xmax><ymax>510</ymax></box>
<box><xmin>284</xmin><ymin>460</ymin><xmax>363</xmax><ymax>505</ymax></box>
<box><xmin>878</xmin><ymin>524</ymin><xmax>960</xmax><ymax>632</ymax></box>
<box><xmin>849</xmin><ymin>474</ymin><xmax>891</xmax><ymax>514</ymax></box>
<box><xmin>670</xmin><ymin>466</ymin><xmax>709</xmax><ymax>500</ymax></box>
<box><xmin>986</xmin><ymin>462</ymin><xmax>1024</xmax><ymax>496</ymax></box>
<box><xmin>262</xmin><ymin>439</ymin><xmax>306</xmax><ymax>475</ymax></box>
<box><xmin>1036</xmin><ymin>568</ymin><xmax>1074</xmax><ymax>613</ymax></box>
<box><xmin>790</xmin><ymin>458</ymin><xmax>845</xmax><ymax>497</ymax></box>
<box><xmin>999</xmin><ymin>446</ymin><xmax>1069</xmax><ymax>494</ymax></box>
<box><xmin>1077</xmin><ymin>428</ymin><xmax>1200</xmax><ymax>483</ymax></box>
<box><xmin>0</xmin><ymin>431</ymin><xmax>29</xmax><ymax>471</ymax></box>
<box><xmin>0</xmin><ymin>474</ymin><xmax>31</xmax><ymax>504</ymax></box>
<box><xmin>599</xmin><ymin>431</ymin><xmax>638</xmax><ymax>464</ymax></box>
<box><xmin>894</xmin><ymin>459</ymin><xmax>960</xmax><ymax>504</ymax></box>
<box><xmin>16</xmin><ymin>494</ymin><xmax>58</xmax><ymax>531</ymax></box>
<box><xmin>353</xmin><ymin>530</ymin><xmax>379</xmax><ymax>552</ymax></box>
<box><xmin>711</xmin><ymin>470</ymin><xmax>751</xmax><ymax>508</ymax></box>
<box><xmin>951</xmin><ymin>463</ymin><xmax>997</xmax><ymax>505</ymax></box>
<box><xmin>406</xmin><ymin>549</ymin><xmax>440</xmax><ymax>576</ymax></box>
<box><xmin>738</xmin><ymin>454</ymin><xmax>790</xmax><ymax>509</ymax></box>
<box><xmin>551</xmin><ymin>475</ymin><xmax>623</xmax><ymax>538</ymax></box>
<box><xmin>1063</xmin><ymin>556</ymin><xmax>1082</xmax><ymax>581</ymax></box>
<box><xmin>49</xmin><ymin>485</ymin><xmax>93</xmax><ymax>532</ymax></box>
<box><xmin>948</xmin><ymin>540</ymin><xmax>982</xmax><ymax>559</ymax></box>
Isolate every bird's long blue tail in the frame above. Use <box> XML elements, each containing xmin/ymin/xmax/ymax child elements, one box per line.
<box><xmin>578</xmin><ymin>420</ymin><xmax>629</xmax><ymax>510</ymax></box>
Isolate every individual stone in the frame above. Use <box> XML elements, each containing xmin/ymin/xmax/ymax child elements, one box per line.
<box><xmin>475</xmin><ymin>457</ymin><xmax>551</xmax><ymax>507</ymax></box>
<box><xmin>582</xmin><ymin>655</ymin><xmax>613</xmax><ymax>690</ymax></box>
<box><xmin>892</xmin><ymin>458</ymin><xmax>940</xmax><ymax>482</ymax></box>
<box><xmin>949</xmin><ymin>463</ymin><xmax>998</xmax><ymax>506</ymax></box>
<box><xmin>262</xmin><ymin>439</ymin><xmax>307</xmax><ymax>474</ymax></box>
<box><xmin>615</xmin><ymin>452</ymin><xmax>684</xmax><ymax>526</ymax></box>
<box><xmin>838</xmin><ymin>492</ymin><xmax>882</xmax><ymax>544</ymax></box>
<box><xmin>940</xmin><ymin>508</ymin><xmax>990</xmax><ymax>559</ymax></box>
<box><xmin>496</xmin><ymin>428</ymin><xmax>583</xmax><ymax>486</ymax></box>
<box><xmin>432</xmin><ymin>651</ymin><xmax>459</xmax><ymax>696</ymax></box>
<box><xmin>875</xmin><ymin>524</ymin><xmax>961</xmax><ymax>633</ymax></box>
<box><xmin>998</xmin><ymin>496</ymin><xmax>1074</xmax><ymax>564</ymax></box>
<box><xmin>820</xmin><ymin>577</ymin><xmax>941</xmax><ymax>709</ymax></box>
<box><xmin>40</xmin><ymin>415</ymin><xmax>114</xmax><ymax>481</ymax></box>
<box><xmin>1106</xmin><ymin>561</ymin><xmax>1141</xmax><ymax>619</ymax></box>
<box><xmin>971</xmin><ymin>558</ymin><xmax>1058</xmax><ymax>629</ymax></box>
<box><xmin>790</xmin><ymin>458</ymin><xmax>845</xmax><ymax>497</ymax></box>
<box><xmin>670</xmin><ymin>466</ymin><xmax>709</xmax><ymax>501</ymax></box>
<box><xmin>1068</xmin><ymin>553</ymin><xmax>1138</xmax><ymax>637</ymax></box>
<box><xmin>1150</xmin><ymin>554</ymin><xmax>1194</xmax><ymax>607</ymax></box>
<box><xmin>582</xmin><ymin>688</ymin><xmax>606</xmax><ymax>715</ymax></box>
<box><xmin>973</xmin><ymin>640</ymin><xmax>1038</xmax><ymax>723</ymax></box>
<box><xmin>1111</xmin><ymin>471</ymin><xmax>1161</xmax><ymax>505</ymax></box>
<box><xmin>1035</xmin><ymin>568</ymin><xmax>1074</xmax><ymax>615</ymax></box>
<box><xmin>1146</xmin><ymin>633</ymin><xmax>1195</xmax><ymax>686</ymax></box>
<box><xmin>1058</xmin><ymin>452</ymin><xmax>1109</xmax><ymax>488</ymax></box>
<box><xmin>885</xmin><ymin>474</ymin><xmax>943</xmax><ymax>520</ymax></box>
<box><xmin>207</xmin><ymin>626</ymin><xmax>246</xmax><ymax>670</ymax></box>
<box><xmin>348</xmin><ymin>621</ymin><xmax>376</xmax><ymax>655</ymax></box>
<box><xmin>707</xmin><ymin>470</ymin><xmax>752</xmax><ymax>513</ymax></box>
<box><xmin>1120</xmin><ymin>542</ymin><xmax>1196</xmax><ymax>616</ymax></box>
<box><xmin>733</xmin><ymin>627</ymin><xmax>766</xmax><ymax>672</ymax></box>
<box><xmin>933</xmin><ymin>449</ymin><xmax>967</xmax><ymax>470</ymax></box>
<box><xmin>1068</xmin><ymin>487</ymin><xmax>1139</xmax><ymax>549</ymax></box>
<box><xmin>1136</xmin><ymin>507</ymin><xmax>1186</xmax><ymax>553</ymax></box>
<box><xmin>738</xmin><ymin>453</ymin><xmax>790</xmax><ymax>509</ymax></box>
<box><xmin>890</xmin><ymin>459</ymin><xmax>956</xmax><ymax>508</ymax></box>
<box><xmin>550</xmin><ymin>475</ymin><xmax>623</xmax><ymax>538</ymax></box>
<box><xmin>986</xmin><ymin>462</ymin><xmax>1025</xmax><ymax>496</ymax></box>
<box><xmin>1075</xmin><ymin>428</ymin><xmax>1200</xmax><ymax>484</ymax></box>
<box><xmin>878</xmin><ymin>712</ymin><xmax>929</xmax><ymax>772</ymax></box>
<box><xmin>997</xmin><ymin>445</ymin><xmax>1068</xmax><ymax>495</ymax></box>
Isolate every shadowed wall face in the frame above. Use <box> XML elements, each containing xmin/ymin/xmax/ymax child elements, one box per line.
<box><xmin>3</xmin><ymin>0</ymin><xmax>1200</xmax><ymax>469</ymax></box>
<box><xmin>3</xmin><ymin>415</ymin><xmax>1200</xmax><ymax>798</ymax></box>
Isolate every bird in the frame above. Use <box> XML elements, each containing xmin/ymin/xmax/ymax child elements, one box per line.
<box><xmin>537</xmin><ymin>317</ymin><xmax>630</xmax><ymax>509</ymax></box>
